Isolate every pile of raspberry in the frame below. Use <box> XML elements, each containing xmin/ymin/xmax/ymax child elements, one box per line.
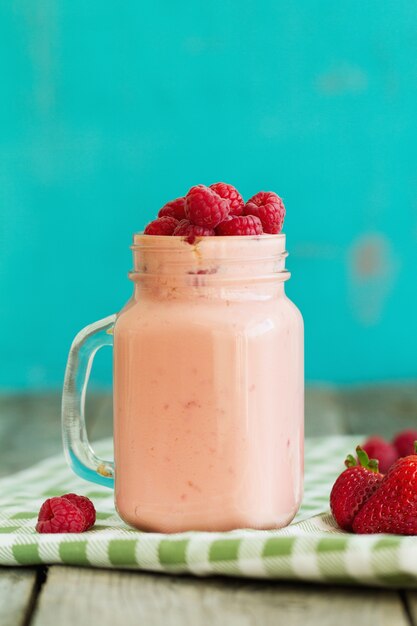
<box><xmin>36</xmin><ymin>493</ymin><xmax>96</xmax><ymax>533</ymax></box>
<box><xmin>143</xmin><ymin>183</ymin><xmax>285</xmax><ymax>242</ymax></box>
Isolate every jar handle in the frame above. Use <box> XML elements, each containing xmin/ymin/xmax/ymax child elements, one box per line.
<box><xmin>62</xmin><ymin>314</ymin><xmax>116</xmax><ymax>488</ymax></box>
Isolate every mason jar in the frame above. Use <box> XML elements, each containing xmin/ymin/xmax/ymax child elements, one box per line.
<box><xmin>62</xmin><ymin>233</ymin><xmax>304</xmax><ymax>533</ymax></box>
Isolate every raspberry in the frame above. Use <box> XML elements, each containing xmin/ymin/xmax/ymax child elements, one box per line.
<box><xmin>185</xmin><ymin>185</ymin><xmax>230</xmax><ymax>228</ymax></box>
<box><xmin>209</xmin><ymin>183</ymin><xmax>244</xmax><ymax>216</ymax></box>
<box><xmin>158</xmin><ymin>197</ymin><xmax>186</xmax><ymax>220</ymax></box>
<box><xmin>173</xmin><ymin>219</ymin><xmax>215</xmax><ymax>244</ymax></box>
<box><xmin>216</xmin><ymin>215</ymin><xmax>263</xmax><ymax>236</ymax></box>
<box><xmin>362</xmin><ymin>436</ymin><xmax>398</xmax><ymax>474</ymax></box>
<box><xmin>36</xmin><ymin>497</ymin><xmax>86</xmax><ymax>533</ymax></box>
<box><xmin>144</xmin><ymin>216</ymin><xmax>178</xmax><ymax>235</ymax></box>
<box><xmin>244</xmin><ymin>191</ymin><xmax>285</xmax><ymax>234</ymax></box>
<box><xmin>63</xmin><ymin>493</ymin><xmax>96</xmax><ymax>530</ymax></box>
<box><xmin>393</xmin><ymin>430</ymin><xmax>417</xmax><ymax>458</ymax></box>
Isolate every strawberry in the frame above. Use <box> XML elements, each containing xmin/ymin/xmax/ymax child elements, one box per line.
<box><xmin>352</xmin><ymin>443</ymin><xmax>417</xmax><ymax>535</ymax></box>
<box><xmin>330</xmin><ymin>446</ymin><xmax>383</xmax><ymax>531</ymax></box>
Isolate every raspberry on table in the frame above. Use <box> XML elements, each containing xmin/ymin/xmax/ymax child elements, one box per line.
<box><xmin>144</xmin><ymin>216</ymin><xmax>179</xmax><ymax>236</ymax></box>
<box><xmin>158</xmin><ymin>197</ymin><xmax>186</xmax><ymax>221</ymax></box>
<box><xmin>393</xmin><ymin>430</ymin><xmax>417</xmax><ymax>458</ymax></box>
<box><xmin>63</xmin><ymin>493</ymin><xmax>96</xmax><ymax>530</ymax></box>
<box><xmin>209</xmin><ymin>183</ymin><xmax>244</xmax><ymax>216</ymax></box>
<box><xmin>173</xmin><ymin>219</ymin><xmax>215</xmax><ymax>244</ymax></box>
<box><xmin>216</xmin><ymin>215</ymin><xmax>263</xmax><ymax>236</ymax></box>
<box><xmin>244</xmin><ymin>191</ymin><xmax>285</xmax><ymax>234</ymax></box>
<box><xmin>362</xmin><ymin>436</ymin><xmax>398</xmax><ymax>474</ymax></box>
<box><xmin>185</xmin><ymin>185</ymin><xmax>230</xmax><ymax>228</ymax></box>
<box><xmin>36</xmin><ymin>497</ymin><xmax>87</xmax><ymax>533</ymax></box>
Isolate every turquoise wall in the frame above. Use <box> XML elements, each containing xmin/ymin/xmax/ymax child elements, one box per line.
<box><xmin>1</xmin><ymin>1</ymin><xmax>417</xmax><ymax>389</ymax></box>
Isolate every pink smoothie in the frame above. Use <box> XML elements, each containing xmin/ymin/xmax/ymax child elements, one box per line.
<box><xmin>113</xmin><ymin>234</ymin><xmax>304</xmax><ymax>533</ymax></box>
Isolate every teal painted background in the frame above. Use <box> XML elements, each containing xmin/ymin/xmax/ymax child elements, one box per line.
<box><xmin>1</xmin><ymin>1</ymin><xmax>417</xmax><ymax>389</ymax></box>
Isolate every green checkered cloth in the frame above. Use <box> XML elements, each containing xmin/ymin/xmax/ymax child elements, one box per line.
<box><xmin>1</xmin><ymin>435</ymin><xmax>416</xmax><ymax>587</ymax></box>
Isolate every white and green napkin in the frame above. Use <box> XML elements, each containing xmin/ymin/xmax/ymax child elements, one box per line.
<box><xmin>1</xmin><ymin>435</ymin><xmax>416</xmax><ymax>587</ymax></box>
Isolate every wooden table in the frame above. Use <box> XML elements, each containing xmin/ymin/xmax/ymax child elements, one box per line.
<box><xmin>1</xmin><ymin>385</ymin><xmax>417</xmax><ymax>626</ymax></box>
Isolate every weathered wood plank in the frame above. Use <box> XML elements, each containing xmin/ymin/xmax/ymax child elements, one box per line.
<box><xmin>0</xmin><ymin>385</ymin><xmax>416</xmax><ymax>477</ymax></box>
<box><xmin>0</xmin><ymin>568</ymin><xmax>38</xmax><ymax>626</ymax></box>
<box><xmin>339</xmin><ymin>384</ymin><xmax>417</xmax><ymax>438</ymax></box>
<box><xmin>305</xmin><ymin>386</ymin><xmax>347</xmax><ymax>436</ymax></box>
<box><xmin>0</xmin><ymin>393</ymin><xmax>113</xmax><ymax>477</ymax></box>
<box><xmin>0</xmin><ymin>387</ymin><xmax>346</xmax><ymax>477</ymax></box>
<box><xmin>404</xmin><ymin>592</ymin><xmax>417</xmax><ymax>626</ymax></box>
<box><xmin>32</xmin><ymin>566</ymin><xmax>410</xmax><ymax>626</ymax></box>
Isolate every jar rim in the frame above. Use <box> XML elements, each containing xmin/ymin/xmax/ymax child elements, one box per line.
<box><xmin>133</xmin><ymin>232</ymin><xmax>285</xmax><ymax>241</ymax></box>
<box><xmin>132</xmin><ymin>232</ymin><xmax>286</xmax><ymax>252</ymax></box>
<box><xmin>130</xmin><ymin>233</ymin><xmax>289</xmax><ymax>283</ymax></box>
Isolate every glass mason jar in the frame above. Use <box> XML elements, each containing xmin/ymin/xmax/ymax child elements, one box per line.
<box><xmin>62</xmin><ymin>234</ymin><xmax>304</xmax><ymax>533</ymax></box>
